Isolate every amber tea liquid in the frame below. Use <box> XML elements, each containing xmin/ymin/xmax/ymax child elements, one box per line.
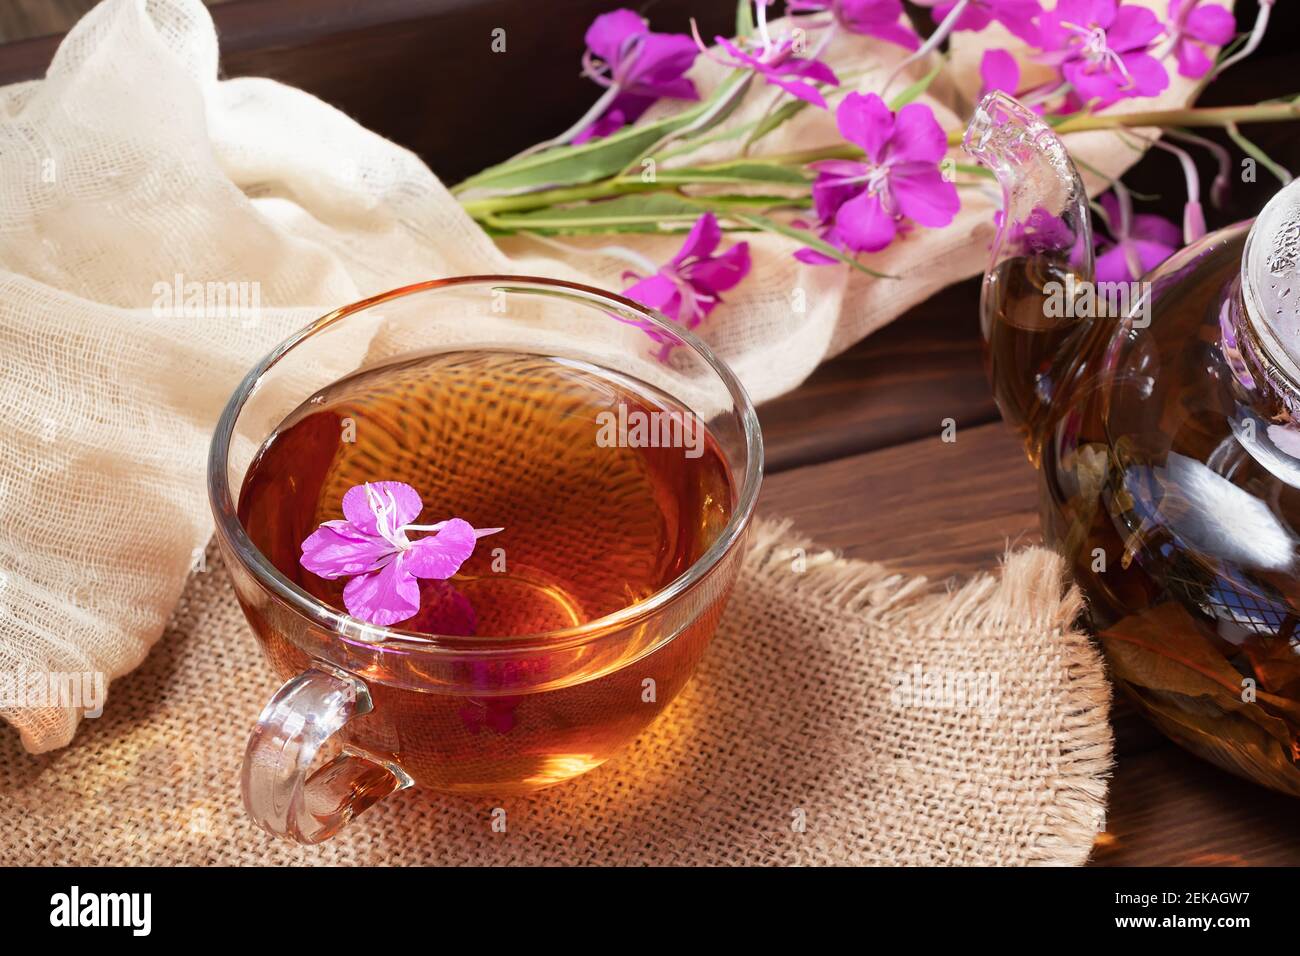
<box><xmin>990</xmin><ymin>241</ymin><xmax>1300</xmax><ymax>795</ymax></box>
<box><xmin>237</xmin><ymin>350</ymin><xmax>736</xmax><ymax>793</ymax></box>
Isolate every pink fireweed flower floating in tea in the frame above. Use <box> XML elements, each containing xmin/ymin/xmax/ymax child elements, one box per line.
<box><xmin>620</xmin><ymin>212</ymin><xmax>751</xmax><ymax>360</ymax></box>
<box><xmin>299</xmin><ymin>481</ymin><xmax>502</xmax><ymax>627</ymax></box>
<box><xmin>572</xmin><ymin>9</ymin><xmax>701</xmax><ymax>143</ymax></box>
<box><xmin>785</xmin><ymin>0</ymin><xmax>921</xmax><ymax>51</ymax></box>
<box><xmin>796</xmin><ymin>92</ymin><xmax>958</xmax><ymax>262</ymax></box>
<box><xmin>1037</xmin><ymin>0</ymin><xmax>1169</xmax><ymax>109</ymax></box>
<box><xmin>1164</xmin><ymin>0</ymin><xmax>1236</xmax><ymax>78</ymax></box>
<box><xmin>1094</xmin><ymin>190</ymin><xmax>1182</xmax><ymax>283</ymax></box>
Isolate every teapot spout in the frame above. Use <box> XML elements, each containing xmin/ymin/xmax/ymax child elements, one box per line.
<box><xmin>964</xmin><ymin>93</ymin><xmax>1096</xmax><ymax>459</ymax></box>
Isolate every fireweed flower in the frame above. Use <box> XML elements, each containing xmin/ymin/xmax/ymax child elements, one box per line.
<box><xmin>796</xmin><ymin>92</ymin><xmax>959</xmax><ymax>262</ymax></box>
<box><xmin>299</xmin><ymin>480</ymin><xmax>501</xmax><ymax>627</ymax></box>
<box><xmin>621</xmin><ymin>212</ymin><xmax>751</xmax><ymax>359</ymax></box>
<box><xmin>1038</xmin><ymin>0</ymin><xmax>1169</xmax><ymax>109</ymax></box>
<box><xmin>706</xmin><ymin>26</ymin><xmax>840</xmax><ymax>108</ymax></box>
<box><xmin>785</xmin><ymin>0</ymin><xmax>921</xmax><ymax>50</ymax></box>
<box><xmin>1164</xmin><ymin>0</ymin><xmax>1236</xmax><ymax>78</ymax></box>
<box><xmin>1094</xmin><ymin>190</ymin><xmax>1181</xmax><ymax>283</ymax></box>
<box><xmin>571</xmin><ymin>9</ymin><xmax>700</xmax><ymax>143</ymax></box>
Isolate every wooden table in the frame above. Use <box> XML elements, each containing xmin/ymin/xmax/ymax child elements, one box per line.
<box><xmin>5</xmin><ymin>0</ymin><xmax>1299</xmax><ymax>866</ymax></box>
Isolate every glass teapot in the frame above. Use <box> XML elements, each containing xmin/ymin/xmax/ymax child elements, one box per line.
<box><xmin>965</xmin><ymin>92</ymin><xmax>1300</xmax><ymax>796</ymax></box>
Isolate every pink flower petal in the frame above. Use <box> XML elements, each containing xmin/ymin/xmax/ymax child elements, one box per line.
<box><xmin>774</xmin><ymin>54</ymin><xmax>839</xmax><ymax>88</ymax></box>
<box><xmin>764</xmin><ymin>75</ymin><xmax>828</xmax><ymax>108</ymax></box>
<box><xmin>1106</xmin><ymin>4</ymin><xmax>1164</xmax><ymax>51</ymax></box>
<box><xmin>993</xmin><ymin>0</ymin><xmax>1045</xmax><ymax>45</ymax></box>
<box><xmin>403</xmin><ymin>518</ymin><xmax>482</xmax><ymax>580</ymax></box>
<box><xmin>1095</xmin><ymin>243</ymin><xmax>1136</xmax><ymax>283</ymax></box>
<box><xmin>980</xmin><ymin>48</ymin><xmax>1020</xmax><ymax>96</ymax></box>
<box><xmin>1130</xmin><ymin>211</ymin><xmax>1182</xmax><ymax>247</ymax></box>
<box><xmin>809</xmin><ymin>160</ymin><xmax>869</xmax><ymax>222</ymax></box>
<box><xmin>714</xmin><ymin>35</ymin><xmax>762</xmax><ymax>70</ymax></box>
<box><xmin>1063</xmin><ymin>60</ymin><xmax>1121</xmax><ymax>106</ymax></box>
<box><xmin>932</xmin><ymin>1</ymin><xmax>995</xmax><ymax>32</ymax></box>
<box><xmin>341</xmin><ymin>481</ymin><xmax>422</xmax><ymax>536</ymax></box>
<box><xmin>837</xmin><ymin>0</ymin><xmax>920</xmax><ymax>50</ymax></box>
<box><xmin>682</xmin><ymin>241</ymin><xmax>750</xmax><ymax>293</ymax></box>
<box><xmin>1129</xmin><ymin>237</ymin><xmax>1178</xmax><ymax>274</ymax></box>
<box><xmin>836</xmin><ymin>92</ymin><xmax>894</xmax><ymax>164</ymax></box>
<box><xmin>1059</xmin><ymin>0</ymin><xmax>1115</xmax><ymax>28</ymax></box>
<box><xmin>584</xmin><ymin>9</ymin><xmax>648</xmax><ymax>64</ymax></box>
<box><xmin>794</xmin><ymin>245</ymin><xmax>840</xmax><ymax>265</ymax></box>
<box><xmin>300</xmin><ymin>521</ymin><xmax>391</xmax><ymax>579</ymax></box>
<box><xmin>1117</xmin><ymin>52</ymin><xmax>1170</xmax><ymax>99</ymax></box>
<box><xmin>889</xmin><ymin>163</ymin><xmax>960</xmax><ymax>228</ymax></box>
<box><xmin>887</xmin><ymin>102</ymin><xmax>949</xmax><ymax>165</ymax></box>
<box><xmin>1186</xmin><ymin>3</ymin><xmax>1236</xmax><ymax>44</ymax></box>
<box><xmin>672</xmin><ymin>212</ymin><xmax>721</xmax><ymax>266</ymax></box>
<box><xmin>624</xmin><ymin>272</ymin><xmax>682</xmax><ymax>320</ymax></box>
<box><xmin>626</xmin><ymin>33</ymin><xmax>701</xmax><ymax>97</ymax></box>
<box><xmin>1174</xmin><ymin>38</ymin><xmax>1213</xmax><ymax>78</ymax></box>
<box><xmin>834</xmin><ymin>191</ymin><xmax>898</xmax><ymax>253</ymax></box>
<box><xmin>343</xmin><ymin>557</ymin><xmax>421</xmax><ymax>626</ymax></box>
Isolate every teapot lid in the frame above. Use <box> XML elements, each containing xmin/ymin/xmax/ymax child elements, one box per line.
<box><xmin>1243</xmin><ymin>180</ymin><xmax>1300</xmax><ymax>382</ymax></box>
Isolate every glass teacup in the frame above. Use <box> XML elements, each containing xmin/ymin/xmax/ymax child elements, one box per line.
<box><xmin>207</xmin><ymin>276</ymin><xmax>762</xmax><ymax>844</ymax></box>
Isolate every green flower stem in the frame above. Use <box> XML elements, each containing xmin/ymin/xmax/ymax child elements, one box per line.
<box><xmin>1021</xmin><ymin>99</ymin><xmax>1300</xmax><ymax>140</ymax></box>
<box><xmin>460</xmin><ymin>179</ymin><xmax>660</xmax><ymax>217</ymax></box>
<box><xmin>459</xmin><ymin>101</ymin><xmax>1300</xmax><ymax>221</ymax></box>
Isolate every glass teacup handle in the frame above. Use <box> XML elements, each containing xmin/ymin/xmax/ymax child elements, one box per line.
<box><xmin>242</xmin><ymin>663</ymin><xmax>414</xmax><ymax>844</ymax></box>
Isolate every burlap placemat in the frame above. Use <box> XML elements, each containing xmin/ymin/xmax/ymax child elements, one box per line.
<box><xmin>0</xmin><ymin>518</ymin><xmax>1110</xmax><ymax>865</ymax></box>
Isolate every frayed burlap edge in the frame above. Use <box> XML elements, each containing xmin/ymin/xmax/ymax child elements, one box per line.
<box><xmin>741</xmin><ymin>519</ymin><xmax>1112</xmax><ymax>867</ymax></box>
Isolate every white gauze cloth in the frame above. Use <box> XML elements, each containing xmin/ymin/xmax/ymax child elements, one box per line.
<box><xmin>0</xmin><ymin>0</ymin><xmax>1213</xmax><ymax>750</ymax></box>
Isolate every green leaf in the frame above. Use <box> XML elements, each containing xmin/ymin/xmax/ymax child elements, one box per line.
<box><xmin>746</xmin><ymin>97</ymin><xmax>811</xmax><ymax>148</ymax></box>
<box><xmin>953</xmin><ymin>162</ymin><xmax>995</xmax><ymax>180</ymax></box>
<box><xmin>656</xmin><ymin>162</ymin><xmax>811</xmax><ymax>186</ymax></box>
<box><xmin>734</xmin><ymin>213</ymin><xmax>897</xmax><ymax>278</ymax></box>
<box><xmin>888</xmin><ymin>57</ymin><xmax>944</xmax><ymax>111</ymax></box>
<box><xmin>455</xmin><ymin>112</ymin><xmax>703</xmax><ymax>194</ymax></box>
<box><xmin>487</xmin><ymin>193</ymin><xmax>711</xmax><ymax>234</ymax></box>
<box><xmin>694</xmin><ymin>194</ymin><xmax>811</xmax><ymax>209</ymax></box>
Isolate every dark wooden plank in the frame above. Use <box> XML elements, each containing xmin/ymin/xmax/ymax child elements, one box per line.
<box><xmin>758</xmin><ymin>278</ymin><xmax>999</xmax><ymax>473</ymax></box>
<box><xmin>760</xmin><ymin>420</ymin><xmax>1038</xmax><ymax>579</ymax></box>
<box><xmin>1094</xmin><ymin>745</ymin><xmax>1300</xmax><ymax>866</ymax></box>
<box><xmin>0</xmin><ymin>0</ymin><xmax>737</xmax><ymax>183</ymax></box>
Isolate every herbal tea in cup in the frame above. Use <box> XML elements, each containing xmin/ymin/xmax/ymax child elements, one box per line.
<box><xmin>208</xmin><ymin>277</ymin><xmax>761</xmax><ymax>844</ymax></box>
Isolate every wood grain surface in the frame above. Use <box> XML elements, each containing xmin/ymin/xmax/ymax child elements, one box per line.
<box><xmin>5</xmin><ymin>0</ymin><xmax>1300</xmax><ymax>866</ymax></box>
